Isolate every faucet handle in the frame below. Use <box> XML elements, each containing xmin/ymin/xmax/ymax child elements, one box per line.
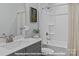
<box><xmin>2</xmin><ymin>33</ymin><xmax>7</xmax><ymax>38</ymax></box>
<box><xmin>3</xmin><ymin>33</ymin><xmax>5</xmax><ymax>35</ymax></box>
<box><xmin>9</xmin><ymin>34</ymin><xmax>14</xmax><ymax>38</ymax></box>
<box><xmin>46</xmin><ymin>32</ymin><xmax>48</xmax><ymax>36</ymax></box>
<box><xmin>7</xmin><ymin>34</ymin><xmax>14</xmax><ymax>43</ymax></box>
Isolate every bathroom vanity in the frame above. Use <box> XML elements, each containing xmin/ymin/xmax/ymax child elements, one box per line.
<box><xmin>9</xmin><ymin>41</ymin><xmax>41</xmax><ymax>56</ymax></box>
<box><xmin>0</xmin><ymin>38</ymin><xmax>41</xmax><ymax>56</ymax></box>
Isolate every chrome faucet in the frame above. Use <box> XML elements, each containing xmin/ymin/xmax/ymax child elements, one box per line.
<box><xmin>6</xmin><ymin>34</ymin><xmax>14</xmax><ymax>43</ymax></box>
<box><xmin>2</xmin><ymin>33</ymin><xmax>14</xmax><ymax>43</ymax></box>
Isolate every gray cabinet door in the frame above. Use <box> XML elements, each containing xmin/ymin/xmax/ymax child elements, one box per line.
<box><xmin>25</xmin><ymin>41</ymin><xmax>41</xmax><ymax>56</ymax></box>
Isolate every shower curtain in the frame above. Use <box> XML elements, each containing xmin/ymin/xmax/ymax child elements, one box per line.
<box><xmin>68</xmin><ymin>3</ymin><xmax>79</xmax><ymax>56</ymax></box>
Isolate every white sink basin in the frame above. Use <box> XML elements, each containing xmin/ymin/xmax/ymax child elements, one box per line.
<box><xmin>0</xmin><ymin>42</ymin><xmax>20</xmax><ymax>49</ymax></box>
<box><xmin>0</xmin><ymin>40</ymin><xmax>27</xmax><ymax>50</ymax></box>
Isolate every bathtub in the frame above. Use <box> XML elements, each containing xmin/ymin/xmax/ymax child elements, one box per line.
<box><xmin>42</xmin><ymin>44</ymin><xmax>66</xmax><ymax>56</ymax></box>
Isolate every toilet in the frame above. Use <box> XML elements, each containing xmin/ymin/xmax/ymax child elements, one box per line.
<box><xmin>42</xmin><ymin>48</ymin><xmax>54</xmax><ymax>55</ymax></box>
<box><xmin>22</xmin><ymin>26</ymin><xmax>30</xmax><ymax>38</ymax></box>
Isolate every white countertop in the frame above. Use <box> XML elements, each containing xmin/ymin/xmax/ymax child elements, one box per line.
<box><xmin>0</xmin><ymin>38</ymin><xmax>41</xmax><ymax>56</ymax></box>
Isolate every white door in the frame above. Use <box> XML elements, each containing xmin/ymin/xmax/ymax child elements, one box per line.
<box><xmin>16</xmin><ymin>10</ymin><xmax>25</xmax><ymax>36</ymax></box>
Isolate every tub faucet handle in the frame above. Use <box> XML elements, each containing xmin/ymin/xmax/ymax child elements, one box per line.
<box><xmin>46</xmin><ymin>32</ymin><xmax>48</xmax><ymax>36</ymax></box>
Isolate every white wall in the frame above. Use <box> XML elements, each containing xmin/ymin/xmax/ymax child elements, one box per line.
<box><xmin>25</xmin><ymin>3</ymin><xmax>39</xmax><ymax>37</ymax></box>
<box><xmin>0</xmin><ymin>3</ymin><xmax>25</xmax><ymax>36</ymax></box>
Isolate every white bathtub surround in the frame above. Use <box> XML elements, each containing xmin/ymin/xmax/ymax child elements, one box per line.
<box><xmin>0</xmin><ymin>38</ymin><xmax>41</xmax><ymax>56</ymax></box>
<box><xmin>39</xmin><ymin>3</ymin><xmax>69</xmax><ymax>48</ymax></box>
